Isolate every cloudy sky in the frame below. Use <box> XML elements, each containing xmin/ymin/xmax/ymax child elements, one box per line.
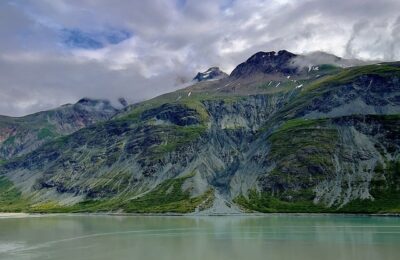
<box><xmin>1</xmin><ymin>0</ymin><xmax>400</xmax><ymax>116</ymax></box>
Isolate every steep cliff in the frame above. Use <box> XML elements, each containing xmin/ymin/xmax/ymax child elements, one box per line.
<box><xmin>1</xmin><ymin>51</ymin><xmax>399</xmax><ymax>214</ymax></box>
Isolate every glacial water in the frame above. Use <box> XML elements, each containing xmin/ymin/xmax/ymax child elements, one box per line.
<box><xmin>0</xmin><ymin>214</ymin><xmax>399</xmax><ymax>260</ymax></box>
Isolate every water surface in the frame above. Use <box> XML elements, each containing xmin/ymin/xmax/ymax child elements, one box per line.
<box><xmin>0</xmin><ymin>214</ymin><xmax>399</xmax><ymax>260</ymax></box>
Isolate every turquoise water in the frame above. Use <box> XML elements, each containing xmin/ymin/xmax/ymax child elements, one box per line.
<box><xmin>0</xmin><ymin>215</ymin><xmax>399</xmax><ymax>260</ymax></box>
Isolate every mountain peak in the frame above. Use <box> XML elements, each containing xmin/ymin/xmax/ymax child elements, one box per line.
<box><xmin>246</xmin><ymin>50</ymin><xmax>295</xmax><ymax>62</ymax></box>
<box><xmin>74</xmin><ymin>98</ymin><xmax>118</xmax><ymax>114</ymax></box>
<box><xmin>193</xmin><ymin>67</ymin><xmax>228</xmax><ymax>82</ymax></box>
<box><xmin>76</xmin><ymin>97</ymin><xmax>113</xmax><ymax>107</ymax></box>
<box><xmin>230</xmin><ymin>50</ymin><xmax>298</xmax><ymax>78</ymax></box>
<box><xmin>77</xmin><ymin>97</ymin><xmax>106</xmax><ymax>105</ymax></box>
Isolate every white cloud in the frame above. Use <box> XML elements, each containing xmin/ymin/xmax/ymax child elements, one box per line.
<box><xmin>1</xmin><ymin>0</ymin><xmax>400</xmax><ymax>116</ymax></box>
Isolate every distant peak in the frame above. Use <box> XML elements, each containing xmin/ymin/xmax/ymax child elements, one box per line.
<box><xmin>193</xmin><ymin>67</ymin><xmax>228</xmax><ymax>82</ymax></box>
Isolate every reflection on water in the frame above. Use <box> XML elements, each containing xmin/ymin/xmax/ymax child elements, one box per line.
<box><xmin>0</xmin><ymin>215</ymin><xmax>399</xmax><ymax>260</ymax></box>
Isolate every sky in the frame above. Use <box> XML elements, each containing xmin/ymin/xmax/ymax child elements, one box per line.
<box><xmin>1</xmin><ymin>0</ymin><xmax>400</xmax><ymax>116</ymax></box>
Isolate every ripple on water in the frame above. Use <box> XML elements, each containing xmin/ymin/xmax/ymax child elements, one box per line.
<box><xmin>0</xmin><ymin>242</ymin><xmax>26</xmax><ymax>254</ymax></box>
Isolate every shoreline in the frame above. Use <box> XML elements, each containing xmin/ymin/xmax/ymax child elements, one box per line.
<box><xmin>1</xmin><ymin>212</ymin><xmax>400</xmax><ymax>218</ymax></box>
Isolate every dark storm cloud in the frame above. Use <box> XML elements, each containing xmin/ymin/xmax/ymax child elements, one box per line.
<box><xmin>1</xmin><ymin>0</ymin><xmax>400</xmax><ymax>116</ymax></box>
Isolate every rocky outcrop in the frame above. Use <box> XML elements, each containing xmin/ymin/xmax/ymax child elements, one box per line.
<box><xmin>230</xmin><ymin>50</ymin><xmax>298</xmax><ymax>78</ymax></box>
<box><xmin>193</xmin><ymin>67</ymin><xmax>228</xmax><ymax>82</ymax></box>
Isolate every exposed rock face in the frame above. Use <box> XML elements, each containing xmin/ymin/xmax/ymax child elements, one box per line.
<box><xmin>0</xmin><ymin>98</ymin><xmax>118</xmax><ymax>160</ymax></box>
<box><xmin>193</xmin><ymin>67</ymin><xmax>228</xmax><ymax>82</ymax></box>
<box><xmin>297</xmin><ymin>74</ymin><xmax>400</xmax><ymax>119</ymax></box>
<box><xmin>0</xmin><ymin>52</ymin><xmax>400</xmax><ymax>214</ymax></box>
<box><xmin>118</xmin><ymin>97</ymin><xmax>128</xmax><ymax>107</ymax></box>
<box><xmin>230</xmin><ymin>50</ymin><xmax>298</xmax><ymax>78</ymax></box>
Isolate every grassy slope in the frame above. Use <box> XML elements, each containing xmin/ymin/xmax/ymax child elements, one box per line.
<box><xmin>268</xmin><ymin>63</ymin><xmax>400</xmax><ymax>121</ymax></box>
<box><xmin>0</xmin><ymin>177</ymin><xmax>30</xmax><ymax>212</ymax></box>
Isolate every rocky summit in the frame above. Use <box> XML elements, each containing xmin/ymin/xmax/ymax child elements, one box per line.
<box><xmin>1</xmin><ymin>50</ymin><xmax>400</xmax><ymax>214</ymax></box>
<box><xmin>230</xmin><ymin>50</ymin><xmax>298</xmax><ymax>78</ymax></box>
<box><xmin>193</xmin><ymin>67</ymin><xmax>228</xmax><ymax>82</ymax></box>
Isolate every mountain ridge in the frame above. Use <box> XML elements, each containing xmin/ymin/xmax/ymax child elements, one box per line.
<box><xmin>1</xmin><ymin>50</ymin><xmax>399</xmax><ymax>214</ymax></box>
<box><xmin>0</xmin><ymin>98</ymin><xmax>119</xmax><ymax>160</ymax></box>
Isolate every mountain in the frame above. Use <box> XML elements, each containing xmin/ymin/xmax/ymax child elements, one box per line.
<box><xmin>1</xmin><ymin>50</ymin><xmax>400</xmax><ymax>214</ymax></box>
<box><xmin>0</xmin><ymin>98</ymin><xmax>118</xmax><ymax>160</ymax></box>
<box><xmin>193</xmin><ymin>67</ymin><xmax>228</xmax><ymax>82</ymax></box>
<box><xmin>229</xmin><ymin>50</ymin><xmax>370</xmax><ymax>80</ymax></box>
<box><xmin>230</xmin><ymin>50</ymin><xmax>299</xmax><ymax>78</ymax></box>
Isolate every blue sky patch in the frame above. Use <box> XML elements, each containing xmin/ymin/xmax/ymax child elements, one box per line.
<box><xmin>220</xmin><ymin>0</ymin><xmax>236</xmax><ymax>10</ymax></box>
<box><xmin>61</xmin><ymin>28</ymin><xmax>132</xmax><ymax>50</ymax></box>
<box><xmin>106</xmin><ymin>30</ymin><xmax>132</xmax><ymax>45</ymax></box>
<box><xmin>176</xmin><ymin>0</ymin><xmax>187</xmax><ymax>9</ymax></box>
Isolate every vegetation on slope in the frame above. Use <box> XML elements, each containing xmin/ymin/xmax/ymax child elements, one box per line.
<box><xmin>305</xmin><ymin>63</ymin><xmax>400</xmax><ymax>92</ymax></box>
<box><xmin>265</xmin><ymin>62</ymin><xmax>400</xmax><ymax>121</ymax></box>
<box><xmin>235</xmin><ymin>190</ymin><xmax>330</xmax><ymax>213</ymax></box>
<box><xmin>262</xmin><ymin>118</ymin><xmax>338</xmax><ymax>198</ymax></box>
<box><xmin>0</xmin><ymin>175</ymin><xmax>214</xmax><ymax>214</ymax></box>
<box><xmin>0</xmin><ymin>177</ymin><xmax>29</xmax><ymax>212</ymax></box>
<box><xmin>339</xmin><ymin>160</ymin><xmax>400</xmax><ymax>213</ymax></box>
<box><xmin>2</xmin><ymin>61</ymin><xmax>400</xmax><ymax>214</ymax></box>
<box><xmin>122</xmin><ymin>175</ymin><xmax>214</xmax><ymax>213</ymax></box>
<box><xmin>237</xmin><ymin>115</ymin><xmax>400</xmax><ymax>213</ymax></box>
<box><xmin>152</xmin><ymin>125</ymin><xmax>207</xmax><ymax>155</ymax></box>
